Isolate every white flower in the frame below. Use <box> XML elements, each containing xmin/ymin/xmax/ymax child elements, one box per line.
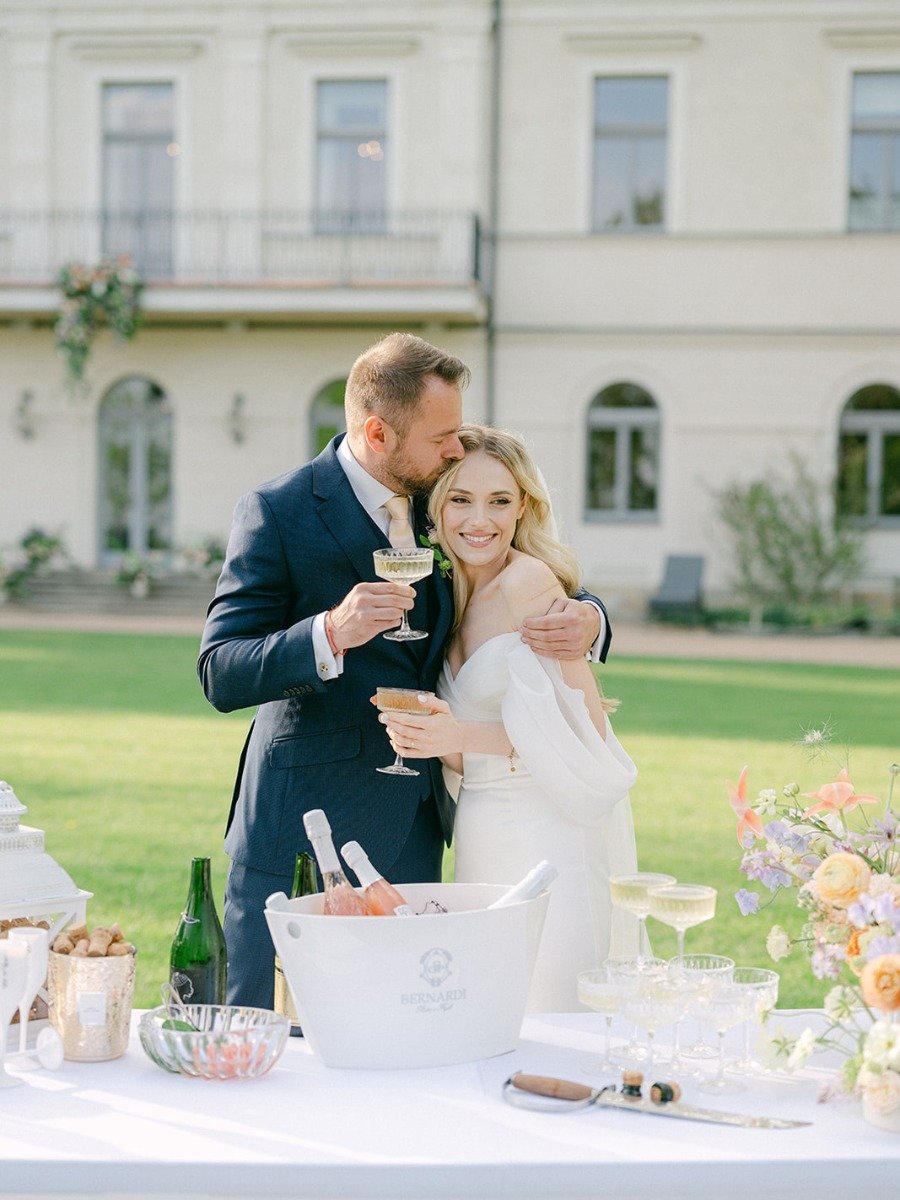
<box><xmin>819</xmin><ymin>812</ymin><xmax>844</xmax><ymax>837</ymax></box>
<box><xmin>863</xmin><ymin>1020</ymin><xmax>900</xmax><ymax>1073</ymax></box>
<box><xmin>766</xmin><ymin>924</ymin><xmax>791</xmax><ymax>962</ymax></box>
<box><xmin>755</xmin><ymin>789</ymin><xmax>778</xmax><ymax>817</ymax></box>
<box><xmin>823</xmin><ymin>985</ymin><xmax>862</xmax><ymax>1022</ymax></box>
<box><xmin>786</xmin><ymin>1027</ymin><xmax>817</xmax><ymax>1069</ymax></box>
<box><xmin>860</xmin><ymin>1069</ymin><xmax>900</xmax><ymax>1117</ymax></box>
<box><xmin>868</xmin><ymin>873</ymin><xmax>895</xmax><ymax>899</ymax></box>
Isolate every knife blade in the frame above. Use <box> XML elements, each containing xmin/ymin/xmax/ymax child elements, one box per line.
<box><xmin>505</xmin><ymin>1073</ymin><xmax>811</xmax><ymax>1130</ymax></box>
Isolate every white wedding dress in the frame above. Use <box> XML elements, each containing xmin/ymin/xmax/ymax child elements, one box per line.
<box><xmin>439</xmin><ymin>633</ymin><xmax>640</xmax><ymax>1013</ymax></box>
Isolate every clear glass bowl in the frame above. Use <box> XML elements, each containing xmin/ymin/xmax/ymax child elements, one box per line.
<box><xmin>139</xmin><ymin>1004</ymin><xmax>290</xmax><ymax>1080</ymax></box>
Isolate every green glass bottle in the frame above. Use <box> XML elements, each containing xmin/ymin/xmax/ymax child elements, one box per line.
<box><xmin>169</xmin><ymin>856</ymin><xmax>227</xmax><ymax>1006</ymax></box>
<box><xmin>274</xmin><ymin>852</ymin><xmax>318</xmax><ymax>1035</ymax></box>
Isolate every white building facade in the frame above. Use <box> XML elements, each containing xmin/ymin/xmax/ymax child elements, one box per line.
<box><xmin>1</xmin><ymin>0</ymin><xmax>899</xmax><ymax>613</ymax></box>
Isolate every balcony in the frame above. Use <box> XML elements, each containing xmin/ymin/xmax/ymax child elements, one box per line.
<box><xmin>0</xmin><ymin>209</ymin><xmax>487</xmax><ymax>324</ymax></box>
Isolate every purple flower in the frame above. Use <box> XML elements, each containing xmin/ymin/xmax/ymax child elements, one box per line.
<box><xmin>735</xmin><ymin>888</ymin><xmax>760</xmax><ymax>915</ymax></box>
<box><xmin>867</xmin><ymin>934</ymin><xmax>900</xmax><ymax>957</ymax></box>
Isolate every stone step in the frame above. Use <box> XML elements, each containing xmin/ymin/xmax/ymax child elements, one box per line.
<box><xmin>8</xmin><ymin>570</ymin><xmax>216</xmax><ymax>616</ymax></box>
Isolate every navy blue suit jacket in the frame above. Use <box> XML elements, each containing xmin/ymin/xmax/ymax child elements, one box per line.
<box><xmin>198</xmin><ymin>436</ymin><xmax>612</xmax><ymax>879</ymax></box>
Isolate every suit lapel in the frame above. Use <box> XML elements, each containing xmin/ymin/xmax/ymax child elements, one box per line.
<box><xmin>313</xmin><ymin>438</ymin><xmax>388</xmax><ymax>584</ymax></box>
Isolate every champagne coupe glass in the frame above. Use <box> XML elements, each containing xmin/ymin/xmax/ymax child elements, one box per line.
<box><xmin>620</xmin><ymin>977</ymin><xmax>685</xmax><ymax>1077</ymax></box>
<box><xmin>609</xmin><ymin>873</ymin><xmax>676</xmax><ymax>962</ymax></box>
<box><xmin>668</xmin><ymin>953</ymin><xmax>735</xmax><ymax>1063</ymax></box>
<box><xmin>647</xmin><ymin>884</ymin><xmax>717</xmax><ymax>960</ymax></box>
<box><xmin>577</xmin><ymin>968</ymin><xmax>621</xmax><ymax>1076</ymax></box>
<box><xmin>373</xmin><ymin>548</ymin><xmax>434</xmax><ymax>641</ymax></box>
<box><xmin>728</xmin><ymin>967</ymin><xmax>780</xmax><ymax>1077</ymax></box>
<box><xmin>375</xmin><ymin>687</ymin><xmax>435</xmax><ymax>777</ymax></box>
<box><xmin>0</xmin><ymin>941</ymin><xmax>30</xmax><ymax>1088</ymax></box>
<box><xmin>697</xmin><ymin>984</ymin><xmax>750</xmax><ymax>1095</ymax></box>
<box><xmin>604</xmin><ymin>956</ymin><xmax>668</xmax><ymax>1064</ymax></box>
<box><xmin>7</xmin><ymin>926</ymin><xmax>49</xmax><ymax>1070</ymax></box>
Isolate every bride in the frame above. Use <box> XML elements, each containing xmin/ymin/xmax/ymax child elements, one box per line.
<box><xmin>381</xmin><ymin>425</ymin><xmax>639</xmax><ymax>1011</ymax></box>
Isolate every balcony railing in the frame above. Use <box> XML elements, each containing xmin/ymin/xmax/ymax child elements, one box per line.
<box><xmin>0</xmin><ymin>209</ymin><xmax>482</xmax><ymax>287</ymax></box>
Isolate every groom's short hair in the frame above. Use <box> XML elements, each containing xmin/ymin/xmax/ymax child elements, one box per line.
<box><xmin>345</xmin><ymin>332</ymin><xmax>469</xmax><ymax>437</ymax></box>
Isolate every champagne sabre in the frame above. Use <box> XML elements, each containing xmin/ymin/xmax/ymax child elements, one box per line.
<box><xmin>505</xmin><ymin>1073</ymin><xmax>811</xmax><ymax>1130</ymax></box>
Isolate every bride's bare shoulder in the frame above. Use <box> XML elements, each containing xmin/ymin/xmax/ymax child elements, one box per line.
<box><xmin>498</xmin><ymin>552</ymin><xmax>565</xmax><ymax>624</ymax></box>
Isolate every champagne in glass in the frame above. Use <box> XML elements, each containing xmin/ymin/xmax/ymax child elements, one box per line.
<box><xmin>697</xmin><ymin>984</ymin><xmax>751</xmax><ymax>1095</ymax></box>
<box><xmin>609</xmin><ymin>872</ymin><xmax>676</xmax><ymax>960</ymax></box>
<box><xmin>373</xmin><ymin>548</ymin><xmax>434</xmax><ymax>641</ymax></box>
<box><xmin>577</xmin><ymin>968</ymin><xmax>621</xmax><ymax>1076</ymax></box>
<box><xmin>375</xmin><ymin>686</ymin><xmax>434</xmax><ymax>777</ymax></box>
<box><xmin>0</xmin><ymin>941</ymin><xmax>29</xmax><ymax>1088</ymax></box>
<box><xmin>729</xmin><ymin>967</ymin><xmax>780</xmax><ymax>1076</ymax></box>
<box><xmin>647</xmin><ymin>884</ymin><xmax>717</xmax><ymax>959</ymax></box>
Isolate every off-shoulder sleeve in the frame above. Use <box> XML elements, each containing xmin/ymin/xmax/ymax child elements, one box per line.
<box><xmin>500</xmin><ymin>642</ymin><xmax>637</xmax><ymax>827</ymax></box>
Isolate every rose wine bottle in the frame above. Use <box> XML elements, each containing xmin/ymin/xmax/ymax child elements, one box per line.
<box><xmin>302</xmin><ymin>810</ymin><xmax>368</xmax><ymax>916</ymax></box>
<box><xmin>486</xmin><ymin>860</ymin><xmax>558</xmax><ymax>909</ymax></box>
<box><xmin>341</xmin><ymin>841</ymin><xmax>414</xmax><ymax>916</ymax></box>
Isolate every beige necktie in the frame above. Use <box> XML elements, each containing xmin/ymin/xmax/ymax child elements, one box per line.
<box><xmin>384</xmin><ymin>495</ymin><xmax>415</xmax><ymax>549</ymax></box>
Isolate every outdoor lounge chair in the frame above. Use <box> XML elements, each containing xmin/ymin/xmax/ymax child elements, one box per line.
<box><xmin>648</xmin><ymin>554</ymin><xmax>705</xmax><ymax>621</ymax></box>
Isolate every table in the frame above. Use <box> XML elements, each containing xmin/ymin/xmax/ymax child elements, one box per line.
<box><xmin>1</xmin><ymin>1011</ymin><xmax>897</xmax><ymax>1199</ymax></box>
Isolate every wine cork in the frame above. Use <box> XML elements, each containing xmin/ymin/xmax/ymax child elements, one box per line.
<box><xmin>621</xmin><ymin>1070</ymin><xmax>643</xmax><ymax>1098</ymax></box>
<box><xmin>107</xmin><ymin>923</ymin><xmax>125</xmax><ymax>944</ymax></box>
<box><xmin>68</xmin><ymin>923</ymin><xmax>89</xmax><ymax>943</ymax></box>
<box><xmin>650</xmin><ymin>1081</ymin><xmax>682</xmax><ymax>1104</ymax></box>
<box><xmin>87</xmin><ymin>927</ymin><xmax>114</xmax><ymax>957</ymax></box>
<box><xmin>52</xmin><ymin>933</ymin><xmax>75</xmax><ymax>955</ymax></box>
<box><xmin>107</xmin><ymin>941</ymin><xmax>135</xmax><ymax>956</ymax></box>
<box><xmin>71</xmin><ymin>938</ymin><xmax>90</xmax><ymax>957</ymax></box>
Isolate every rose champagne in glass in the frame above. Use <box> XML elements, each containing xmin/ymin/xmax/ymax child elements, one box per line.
<box><xmin>609</xmin><ymin>872</ymin><xmax>676</xmax><ymax>960</ymax></box>
<box><xmin>647</xmin><ymin>883</ymin><xmax>717</xmax><ymax>959</ymax></box>
<box><xmin>375</xmin><ymin>687</ymin><xmax>435</xmax><ymax>777</ymax></box>
<box><xmin>372</xmin><ymin>548</ymin><xmax>434</xmax><ymax>641</ymax></box>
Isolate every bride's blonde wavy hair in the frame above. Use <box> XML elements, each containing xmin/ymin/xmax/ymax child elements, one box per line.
<box><xmin>427</xmin><ymin>425</ymin><xmax>581</xmax><ymax>634</ymax></box>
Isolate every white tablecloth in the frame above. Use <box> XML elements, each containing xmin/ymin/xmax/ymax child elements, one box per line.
<box><xmin>1</xmin><ymin>1010</ymin><xmax>897</xmax><ymax>1199</ymax></box>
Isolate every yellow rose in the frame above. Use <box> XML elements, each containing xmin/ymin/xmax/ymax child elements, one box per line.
<box><xmin>811</xmin><ymin>852</ymin><xmax>871</xmax><ymax>909</ymax></box>
<box><xmin>860</xmin><ymin>955</ymin><xmax>900</xmax><ymax>1013</ymax></box>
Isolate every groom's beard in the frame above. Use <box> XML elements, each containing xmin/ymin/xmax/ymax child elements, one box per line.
<box><xmin>383</xmin><ymin>450</ymin><xmax>455</xmax><ymax>497</ymax></box>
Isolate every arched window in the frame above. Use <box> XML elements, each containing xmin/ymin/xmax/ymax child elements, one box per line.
<box><xmin>837</xmin><ymin>383</ymin><xmax>900</xmax><ymax>524</ymax></box>
<box><xmin>585</xmin><ymin>381</ymin><xmax>660</xmax><ymax>518</ymax></box>
<box><xmin>98</xmin><ymin>376</ymin><xmax>172</xmax><ymax>561</ymax></box>
<box><xmin>310</xmin><ymin>378</ymin><xmax>347</xmax><ymax>458</ymax></box>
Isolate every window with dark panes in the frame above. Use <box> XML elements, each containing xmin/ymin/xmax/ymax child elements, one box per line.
<box><xmin>837</xmin><ymin>383</ymin><xmax>900</xmax><ymax>524</ymax></box>
<box><xmin>593</xmin><ymin>76</ymin><xmax>668</xmax><ymax>231</ymax></box>
<box><xmin>586</xmin><ymin>382</ymin><xmax>660</xmax><ymax>519</ymax></box>
<box><xmin>310</xmin><ymin>379</ymin><xmax>347</xmax><ymax>458</ymax></box>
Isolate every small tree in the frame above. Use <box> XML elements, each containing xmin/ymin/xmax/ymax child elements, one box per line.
<box><xmin>714</xmin><ymin>454</ymin><xmax>864</xmax><ymax>617</ymax></box>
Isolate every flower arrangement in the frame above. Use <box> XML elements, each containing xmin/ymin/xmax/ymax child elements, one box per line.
<box><xmin>419</xmin><ymin>528</ymin><xmax>453</xmax><ymax>579</ymax></box>
<box><xmin>116</xmin><ymin>552</ymin><xmax>157</xmax><ymax>598</ymax></box>
<box><xmin>728</xmin><ymin>727</ymin><xmax>899</xmax><ymax>1115</ymax></box>
<box><xmin>179</xmin><ymin>537</ymin><xmax>227</xmax><ymax>577</ymax></box>
<box><xmin>55</xmin><ymin>258</ymin><xmax>143</xmax><ymax>385</ymax></box>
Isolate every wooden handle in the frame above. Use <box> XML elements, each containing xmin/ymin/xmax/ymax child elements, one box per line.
<box><xmin>510</xmin><ymin>1072</ymin><xmax>593</xmax><ymax>1102</ymax></box>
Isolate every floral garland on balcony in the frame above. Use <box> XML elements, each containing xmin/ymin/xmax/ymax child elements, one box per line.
<box><xmin>54</xmin><ymin>258</ymin><xmax>144</xmax><ymax>385</ymax></box>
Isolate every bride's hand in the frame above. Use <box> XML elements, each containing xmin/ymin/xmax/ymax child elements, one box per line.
<box><xmin>379</xmin><ymin>696</ymin><xmax>462</xmax><ymax>759</ymax></box>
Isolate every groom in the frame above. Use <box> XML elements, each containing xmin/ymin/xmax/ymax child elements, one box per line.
<box><xmin>198</xmin><ymin>332</ymin><xmax>611</xmax><ymax>1007</ymax></box>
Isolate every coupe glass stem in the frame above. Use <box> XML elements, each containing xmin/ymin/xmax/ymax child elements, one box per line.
<box><xmin>676</xmin><ymin>929</ymin><xmax>686</xmax><ymax>959</ymax></box>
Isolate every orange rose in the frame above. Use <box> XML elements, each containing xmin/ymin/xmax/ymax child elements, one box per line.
<box><xmin>845</xmin><ymin>929</ymin><xmax>866</xmax><ymax>975</ymax></box>
<box><xmin>811</xmin><ymin>852</ymin><xmax>871</xmax><ymax>910</ymax></box>
<box><xmin>860</xmin><ymin>955</ymin><xmax>900</xmax><ymax>1013</ymax></box>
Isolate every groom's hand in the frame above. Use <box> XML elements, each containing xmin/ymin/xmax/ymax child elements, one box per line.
<box><xmin>520</xmin><ymin>597</ymin><xmax>600</xmax><ymax>660</ymax></box>
<box><xmin>328</xmin><ymin>582</ymin><xmax>415</xmax><ymax>650</ymax></box>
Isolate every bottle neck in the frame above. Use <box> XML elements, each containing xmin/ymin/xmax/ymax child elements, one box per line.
<box><xmin>184</xmin><ymin>857</ymin><xmax>212</xmax><ymax>915</ymax></box>
<box><xmin>309</xmin><ymin>833</ymin><xmax>342</xmax><ymax>877</ymax></box>
<box><xmin>346</xmin><ymin>851</ymin><xmax>380</xmax><ymax>890</ymax></box>
<box><xmin>290</xmin><ymin>852</ymin><xmax>318</xmax><ymax>898</ymax></box>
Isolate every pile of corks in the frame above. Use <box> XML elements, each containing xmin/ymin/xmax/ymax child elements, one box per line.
<box><xmin>0</xmin><ymin>917</ymin><xmax>50</xmax><ymax>937</ymax></box>
<box><xmin>51</xmin><ymin>922</ymin><xmax>135</xmax><ymax>957</ymax></box>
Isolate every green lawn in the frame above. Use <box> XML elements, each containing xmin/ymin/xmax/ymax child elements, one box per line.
<box><xmin>1</xmin><ymin>628</ymin><xmax>896</xmax><ymax>1009</ymax></box>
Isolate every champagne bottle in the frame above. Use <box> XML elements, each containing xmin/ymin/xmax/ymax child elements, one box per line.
<box><xmin>169</xmin><ymin>856</ymin><xmax>227</xmax><ymax>1005</ymax></box>
<box><xmin>302</xmin><ymin>809</ymin><xmax>368</xmax><ymax>916</ymax></box>
<box><xmin>486</xmin><ymin>860</ymin><xmax>558</xmax><ymax>909</ymax></box>
<box><xmin>341</xmin><ymin>841</ymin><xmax>414</xmax><ymax>917</ymax></box>
<box><xmin>274</xmin><ymin>852</ymin><xmax>317</xmax><ymax>1036</ymax></box>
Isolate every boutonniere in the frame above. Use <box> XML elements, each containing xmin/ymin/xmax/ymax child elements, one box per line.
<box><xmin>419</xmin><ymin>528</ymin><xmax>453</xmax><ymax>579</ymax></box>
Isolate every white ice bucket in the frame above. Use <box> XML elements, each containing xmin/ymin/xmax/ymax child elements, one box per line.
<box><xmin>265</xmin><ymin>882</ymin><xmax>549</xmax><ymax>1069</ymax></box>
